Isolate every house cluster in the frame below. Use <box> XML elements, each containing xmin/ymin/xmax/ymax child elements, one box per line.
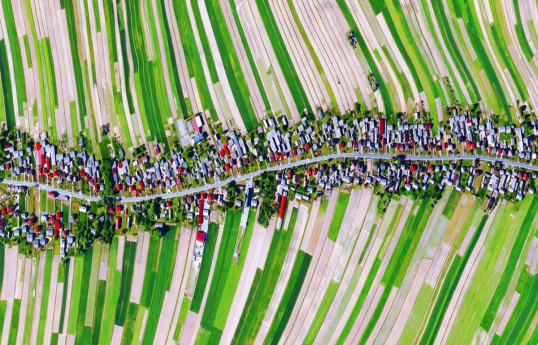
<box><xmin>0</xmin><ymin>204</ymin><xmax>77</xmax><ymax>256</ymax></box>
<box><xmin>271</xmin><ymin>152</ymin><xmax>536</xmax><ymax>210</ymax></box>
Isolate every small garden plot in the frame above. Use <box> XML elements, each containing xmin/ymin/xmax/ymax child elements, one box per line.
<box><xmin>231</xmin><ymin>208</ymin><xmax>297</xmax><ymax>344</ymax></box>
<box><xmin>264</xmin><ymin>250</ymin><xmax>312</xmax><ymax>344</ymax></box>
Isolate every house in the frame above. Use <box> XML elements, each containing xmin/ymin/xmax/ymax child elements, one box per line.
<box><xmin>195</xmin><ymin>231</ymin><xmax>206</xmax><ymax>245</ymax></box>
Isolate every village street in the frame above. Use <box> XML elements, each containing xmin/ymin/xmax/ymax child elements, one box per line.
<box><xmin>1</xmin><ymin>153</ymin><xmax>537</xmax><ymax>204</ymax></box>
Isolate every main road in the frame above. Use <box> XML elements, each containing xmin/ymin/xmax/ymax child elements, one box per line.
<box><xmin>1</xmin><ymin>153</ymin><xmax>536</xmax><ymax>204</ymax></box>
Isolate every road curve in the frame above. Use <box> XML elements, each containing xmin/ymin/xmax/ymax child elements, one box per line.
<box><xmin>1</xmin><ymin>153</ymin><xmax>536</xmax><ymax>203</ymax></box>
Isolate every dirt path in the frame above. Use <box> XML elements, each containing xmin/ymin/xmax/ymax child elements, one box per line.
<box><xmin>221</xmin><ymin>209</ymin><xmax>276</xmax><ymax>344</ymax></box>
<box><xmin>154</xmin><ymin>227</ymin><xmax>194</xmax><ymax>344</ymax></box>
<box><xmin>130</xmin><ymin>231</ymin><xmax>150</xmax><ymax>304</ymax></box>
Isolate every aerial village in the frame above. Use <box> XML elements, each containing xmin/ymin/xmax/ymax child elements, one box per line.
<box><xmin>0</xmin><ymin>107</ymin><xmax>537</xmax><ymax>260</ymax></box>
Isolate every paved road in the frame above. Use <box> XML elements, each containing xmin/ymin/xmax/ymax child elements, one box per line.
<box><xmin>1</xmin><ymin>153</ymin><xmax>536</xmax><ymax>204</ymax></box>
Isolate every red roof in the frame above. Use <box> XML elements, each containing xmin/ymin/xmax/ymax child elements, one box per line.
<box><xmin>35</xmin><ymin>142</ymin><xmax>41</xmax><ymax>151</ymax></box>
<box><xmin>54</xmin><ymin>221</ymin><xmax>61</xmax><ymax>231</ymax></box>
<box><xmin>115</xmin><ymin>216</ymin><xmax>121</xmax><ymax>230</ymax></box>
<box><xmin>379</xmin><ymin>119</ymin><xmax>385</xmax><ymax>136</ymax></box>
<box><xmin>305</xmin><ymin>143</ymin><xmax>310</xmax><ymax>150</ymax></box>
<box><xmin>198</xmin><ymin>199</ymin><xmax>204</xmax><ymax>225</ymax></box>
<box><xmin>28</xmin><ymin>219</ymin><xmax>34</xmax><ymax>225</ymax></box>
<box><xmin>0</xmin><ymin>209</ymin><xmax>6</xmax><ymax>216</ymax></box>
<box><xmin>47</xmin><ymin>191</ymin><xmax>57</xmax><ymax>198</ymax></box>
<box><xmin>196</xmin><ymin>231</ymin><xmax>206</xmax><ymax>243</ymax></box>
<box><xmin>34</xmin><ymin>225</ymin><xmax>40</xmax><ymax>233</ymax></box>
<box><xmin>139</xmin><ymin>182</ymin><xmax>144</xmax><ymax>189</ymax></box>
<box><xmin>7</xmin><ymin>206</ymin><xmax>12</xmax><ymax>213</ymax></box>
<box><xmin>56</xmin><ymin>212</ymin><xmax>61</xmax><ymax>220</ymax></box>
<box><xmin>5</xmin><ymin>163</ymin><xmax>10</xmax><ymax>170</ymax></box>
<box><xmin>278</xmin><ymin>195</ymin><xmax>287</xmax><ymax>219</ymax></box>
<box><xmin>116</xmin><ymin>205</ymin><xmax>122</xmax><ymax>213</ymax></box>
<box><xmin>410</xmin><ymin>165</ymin><xmax>417</xmax><ymax>173</ymax></box>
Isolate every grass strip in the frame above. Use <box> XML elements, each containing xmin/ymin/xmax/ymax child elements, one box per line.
<box><xmin>115</xmin><ymin>241</ymin><xmax>136</xmax><ymax>326</ymax></box>
<box><xmin>264</xmin><ymin>251</ymin><xmax>312</xmax><ymax>345</ymax></box>
<box><xmin>37</xmin><ymin>250</ymin><xmax>53</xmax><ymax>345</ymax></box>
<box><xmin>327</xmin><ymin>192</ymin><xmax>350</xmax><ymax>241</ymax></box>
